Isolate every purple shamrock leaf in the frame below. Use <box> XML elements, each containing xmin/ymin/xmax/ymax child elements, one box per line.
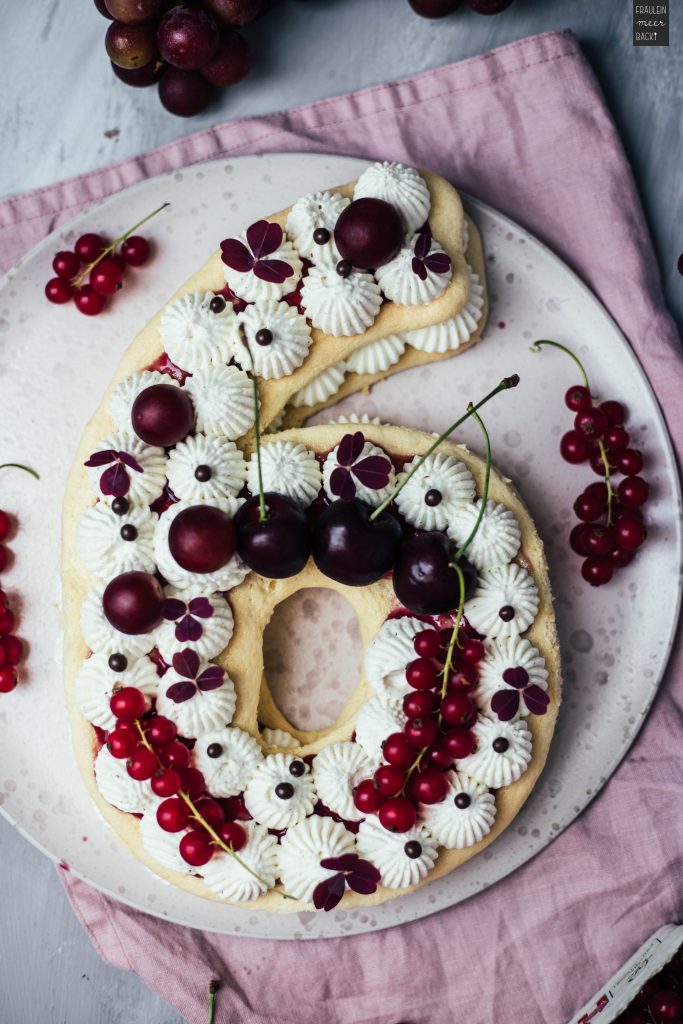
<box><xmin>424</xmin><ymin>251</ymin><xmax>452</xmax><ymax>275</ymax></box>
<box><xmin>337</xmin><ymin>432</ymin><xmax>365</xmax><ymax>467</ymax></box>
<box><xmin>412</xmin><ymin>257</ymin><xmax>428</xmax><ymax>281</ymax></box>
<box><xmin>347</xmin><ymin>873</ymin><xmax>380</xmax><ymax>896</ymax></box>
<box><xmin>502</xmin><ymin>667</ymin><xmax>530</xmax><ymax>690</ymax></box>
<box><xmin>100</xmin><ymin>462</ymin><xmax>131</xmax><ymax>497</ymax></box>
<box><xmin>84</xmin><ymin>449</ymin><xmax>117</xmax><ymax>468</ymax></box>
<box><xmin>246</xmin><ymin>220</ymin><xmax>284</xmax><ymax>259</ymax></box>
<box><xmin>196</xmin><ymin>666</ymin><xmax>225</xmax><ymax>692</ymax></box>
<box><xmin>411</xmin><ymin>229</ymin><xmax>451</xmax><ymax>281</ymax></box>
<box><xmin>220</xmin><ymin>238</ymin><xmax>254</xmax><ymax>273</ymax></box>
<box><xmin>172</xmin><ymin>648</ymin><xmax>200</xmax><ymax>680</ymax></box>
<box><xmin>523</xmin><ymin>685</ymin><xmax>550</xmax><ymax>716</ymax></box>
<box><xmin>117</xmin><ymin>451</ymin><xmax>143</xmax><ymax>473</ymax></box>
<box><xmin>329</xmin><ymin>466</ymin><xmax>357</xmax><ymax>502</ymax></box>
<box><xmin>252</xmin><ymin>259</ymin><xmax>294</xmax><ymax>284</ymax></box>
<box><xmin>165</xmin><ymin>679</ymin><xmax>197</xmax><ymax>704</ymax></box>
<box><xmin>312</xmin><ymin>873</ymin><xmax>346</xmax><ymax>912</ymax></box>
<box><xmin>350</xmin><ymin>858</ymin><xmax>381</xmax><ymax>883</ymax></box>
<box><xmin>188</xmin><ymin>598</ymin><xmax>214</xmax><ymax>619</ymax></box>
<box><xmin>162</xmin><ymin>598</ymin><xmax>186</xmax><ymax>622</ymax></box>
<box><xmin>320</xmin><ymin>853</ymin><xmax>359</xmax><ymax>873</ymax></box>
<box><xmin>352</xmin><ymin>455</ymin><xmax>392</xmax><ymax>490</ymax></box>
<box><xmin>176</xmin><ymin>614</ymin><xmax>203</xmax><ymax>644</ymax></box>
<box><xmin>413</xmin><ymin>230</ymin><xmax>432</xmax><ymax>261</ymax></box>
<box><xmin>491</xmin><ymin>688</ymin><xmax>520</xmax><ymax>722</ymax></box>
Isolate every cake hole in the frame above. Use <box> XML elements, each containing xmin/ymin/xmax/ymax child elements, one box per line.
<box><xmin>263</xmin><ymin>588</ymin><xmax>362</xmax><ymax>732</ymax></box>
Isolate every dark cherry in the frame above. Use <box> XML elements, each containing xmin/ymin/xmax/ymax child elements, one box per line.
<box><xmin>209</xmin><ymin>295</ymin><xmax>226</xmax><ymax>313</ymax></box>
<box><xmin>424</xmin><ymin>489</ymin><xmax>442</xmax><ymax>506</ymax></box>
<box><xmin>289</xmin><ymin>759</ymin><xmax>306</xmax><ymax>777</ymax></box>
<box><xmin>108</xmin><ymin>653</ymin><xmax>128</xmax><ymax>672</ymax></box>
<box><xmin>466</xmin><ymin>0</ymin><xmax>515</xmax><ymax>12</ymax></box>
<box><xmin>313</xmin><ymin>227</ymin><xmax>330</xmax><ymax>245</ymax></box>
<box><xmin>103</xmin><ymin>571</ymin><xmax>164</xmax><ymax>634</ymax></box>
<box><xmin>255</xmin><ymin>328</ymin><xmax>273</xmax><ymax>346</ymax></box>
<box><xmin>131</xmin><ymin>384</ymin><xmax>195</xmax><ymax>446</ymax></box>
<box><xmin>492</xmin><ymin>737</ymin><xmax>509</xmax><ymax>753</ymax></box>
<box><xmin>454</xmin><ymin>792</ymin><xmax>471</xmax><ymax>809</ymax></box>
<box><xmin>111</xmin><ymin>496</ymin><xmax>130</xmax><ymax>516</ymax></box>
<box><xmin>194</xmin><ymin>464</ymin><xmax>212</xmax><ymax>481</ymax></box>
<box><xmin>335</xmin><ymin>259</ymin><xmax>352</xmax><ymax>278</ymax></box>
<box><xmin>335</xmin><ymin>198</ymin><xmax>403</xmax><ymax>270</ymax></box>
<box><xmin>408</xmin><ymin>0</ymin><xmax>460</xmax><ymax>16</ymax></box>
<box><xmin>393</xmin><ymin>532</ymin><xmax>476</xmax><ymax>615</ymax></box>
<box><xmin>207</xmin><ymin>743</ymin><xmax>223</xmax><ymax>758</ymax></box>
<box><xmin>168</xmin><ymin>505</ymin><xmax>236</xmax><ymax>573</ymax></box>
<box><xmin>234</xmin><ymin>493</ymin><xmax>311</xmax><ymax>579</ymax></box>
<box><xmin>120</xmin><ymin>524</ymin><xmax>138</xmax><ymax>541</ymax></box>
<box><xmin>404</xmin><ymin>840</ymin><xmax>423</xmax><ymax>858</ymax></box>
<box><xmin>274</xmin><ymin>782</ymin><xmax>294</xmax><ymax>800</ymax></box>
<box><xmin>312</xmin><ymin>498</ymin><xmax>402</xmax><ymax>587</ymax></box>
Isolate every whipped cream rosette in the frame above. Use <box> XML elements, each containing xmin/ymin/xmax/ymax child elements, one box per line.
<box><xmin>75</xmin><ymin>651</ymin><xmax>158</xmax><ymax>732</ymax></box>
<box><xmin>84</xmin><ymin>430</ymin><xmax>167</xmax><ymax>508</ymax></box>
<box><xmin>236</xmin><ymin>301</ymin><xmax>312</xmax><ymax>380</ymax></box>
<box><xmin>243</xmin><ymin>753</ymin><xmax>316</xmax><ymax>829</ymax></box>
<box><xmin>354</xmin><ymin>696</ymin><xmax>408</xmax><ymax>764</ymax></box>
<box><xmin>109</xmin><ymin>370</ymin><xmax>181</xmax><ymax>430</ymax></box>
<box><xmin>154</xmin><ymin>588</ymin><xmax>234</xmax><ymax>663</ymax></box>
<box><xmin>301</xmin><ymin>264</ymin><xmax>382</xmax><ymax>336</ymax></box>
<box><xmin>192</xmin><ymin>726</ymin><xmax>263</xmax><ymax>798</ymax></box>
<box><xmin>221</xmin><ymin>220</ymin><xmax>302</xmax><ymax>303</ymax></box>
<box><xmin>312</xmin><ymin>741</ymin><xmax>372</xmax><ymax>822</ymax></box>
<box><xmin>458</xmin><ymin>716</ymin><xmax>533</xmax><ymax>789</ymax></box>
<box><xmin>260</xmin><ymin>727</ymin><xmax>300</xmax><ymax>750</ymax></box>
<box><xmin>290</xmin><ymin>362</ymin><xmax>347</xmax><ymax>409</ymax></box>
<box><xmin>322</xmin><ymin>433</ymin><xmax>395</xmax><ymax>507</ymax></box>
<box><xmin>277</xmin><ymin>816</ymin><xmax>355</xmax><ymax>902</ymax></box>
<box><xmin>475</xmin><ymin>636</ymin><xmax>549</xmax><ymax>720</ymax></box>
<box><xmin>356</xmin><ymin>817</ymin><xmax>437</xmax><ymax>889</ymax></box>
<box><xmin>394</xmin><ymin>452</ymin><xmax>476</xmax><ymax>532</ymax></box>
<box><xmin>77</xmin><ymin>501</ymin><xmax>157</xmax><ymax>579</ymax></box>
<box><xmin>419</xmin><ymin>771</ymin><xmax>497</xmax><ymax>850</ymax></box>
<box><xmin>464</xmin><ymin>563</ymin><xmax>540</xmax><ymax>638</ymax></box>
<box><xmin>286</xmin><ymin>189</ymin><xmax>349</xmax><ymax>263</ymax></box>
<box><xmin>448</xmin><ymin>500</ymin><xmax>522</xmax><ymax>571</ymax></box>
<box><xmin>81</xmin><ymin>582</ymin><xmax>157</xmax><ymax>659</ymax></box>
<box><xmin>165</xmin><ymin>434</ymin><xmax>247</xmax><ymax>503</ymax></box>
<box><xmin>159</xmin><ymin>291</ymin><xmax>239</xmax><ymax>373</ymax></box>
<box><xmin>246</xmin><ymin>439</ymin><xmax>321</xmax><ymax>509</ymax></box>
<box><xmin>363</xmin><ymin>616</ymin><xmax>427</xmax><ymax>701</ymax></box>
<box><xmin>375</xmin><ymin>230</ymin><xmax>452</xmax><ymax>307</ymax></box>
<box><xmin>345</xmin><ymin>334</ymin><xmax>406</xmax><ymax>376</ymax></box>
<box><xmin>402</xmin><ymin>264</ymin><xmax>485</xmax><ymax>353</ymax></box>
<box><xmin>183</xmin><ymin>364</ymin><xmax>255</xmax><ymax>441</ymax></box>
<box><xmin>94</xmin><ymin>746</ymin><xmax>158</xmax><ymax>814</ymax></box>
<box><xmin>202</xmin><ymin>823</ymin><xmax>279</xmax><ymax>902</ymax></box>
<box><xmin>155</xmin><ymin>650</ymin><xmax>236</xmax><ymax>737</ymax></box>
<box><xmin>354</xmin><ymin>162</ymin><xmax>431</xmax><ymax>234</ymax></box>
<box><xmin>140</xmin><ymin>809</ymin><xmax>196</xmax><ymax>875</ymax></box>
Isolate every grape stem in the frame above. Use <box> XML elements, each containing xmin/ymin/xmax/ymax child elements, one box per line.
<box><xmin>72</xmin><ymin>201</ymin><xmax>170</xmax><ymax>287</ymax></box>
<box><xmin>0</xmin><ymin>463</ymin><xmax>40</xmax><ymax>480</ymax></box>
<box><xmin>369</xmin><ymin>375</ymin><xmax>519</xmax><ymax>522</ymax></box>
<box><xmin>237</xmin><ymin>326</ymin><xmax>266</xmax><ymax>522</ymax></box>
<box><xmin>531</xmin><ymin>339</ymin><xmax>614</xmax><ymax>525</ymax></box>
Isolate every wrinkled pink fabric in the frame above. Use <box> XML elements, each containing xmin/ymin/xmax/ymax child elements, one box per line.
<box><xmin>3</xmin><ymin>29</ymin><xmax>681</xmax><ymax>1024</ymax></box>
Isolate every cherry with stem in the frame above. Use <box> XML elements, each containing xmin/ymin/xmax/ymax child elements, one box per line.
<box><xmin>71</xmin><ymin>202</ymin><xmax>170</xmax><ymax>288</ymax></box>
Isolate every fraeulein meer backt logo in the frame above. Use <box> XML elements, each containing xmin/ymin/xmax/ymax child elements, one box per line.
<box><xmin>633</xmin><ymin>2</ymin><xmax>669</xmax><ymax>45</ymax></box>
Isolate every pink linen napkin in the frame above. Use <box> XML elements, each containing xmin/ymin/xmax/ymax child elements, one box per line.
<box><xmin>4</xmin><ymin>29</ymin><xmax>682</xmax><ymax>1024</ymax></box>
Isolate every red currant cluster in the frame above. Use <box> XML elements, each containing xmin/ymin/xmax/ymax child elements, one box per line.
<box><xmin>409</xmin><ymin>0</ymin><xmax>514</xmax><ymax>17</ymax></box>
<box><xmin>45</xmin><ymin>231</ymin><xmax>151</xmax><ymax>316</ymax></box>
<box><xmin>353</xmin><ymin>625</ymin><xmax>482</xmax><ymax>833</ymax></box>
<box><xmin>614</xmin><ymin>948</ymin><xmax>683</xmax><ymax>1024</ymax></box>
<box><xmin>106</xmin><ymin>685</ymin><xmax>248</xmax><ymax>867</ymax></box>
<box><xmin>0</xmin><ymin>511</ymin><xmax>26</xmax><ymax>695</ymax></box>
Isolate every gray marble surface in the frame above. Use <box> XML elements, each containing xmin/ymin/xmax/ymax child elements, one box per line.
<box><xmin>0</xmin><ymin>2</ymin><xmax>680</xmax><ymax>1022</ymax></box>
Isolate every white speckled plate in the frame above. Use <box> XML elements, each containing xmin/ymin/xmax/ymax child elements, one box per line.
<box><xmin>0</xmin><ymin>154</ymin><xmax>680</xmax><ymax>939</ymax></box>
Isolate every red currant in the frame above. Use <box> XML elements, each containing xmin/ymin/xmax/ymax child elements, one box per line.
<box><xmin>120</xmin><ymin>235</ymin><xmax>150</xmax><ymax>266</ymax></box>
<box><xmin>445</xmin><ymin>663</ymin><xmax>478</xmax><ymax>692</ymax></box>
<box><xmin>403</xmin><ymin>690</ymin><xmax>437</xmax><ymax>719</ymax></box>
<box><xmin>0</xmin><ymin>608</ymin><xmax>15</xmax><ymax>635</ymax></box>
<box><xmin>179</xmin><ymin>829</ymin><xmax>213</xmax><ymax>867</ymax></box>
<box><xmin>378</xmin><ymin>796</ymin><xmax>417</xmax><ymax>833</ymax></box>
<box><xmin>413</xmin><ymin>628</ymin><xmax>442</xmax><ymax>659</ymax></box>
<box><xmin>616</xmin><ymin>449</ymin><xmax>644</xmax><ymax>475</ymax></box>
<box><xmin>441</xmin><ymin>691</ymin><xmax>476</xmax><ymax>726</ymax></box>
<box><xmin>151</xmin><ymin>767</ymin><xmax>182</xmax><ymax>797</ymax></box>
<box><xmin>460</xmin><ymin>638</ymin><xmax>484</xmax><ymax>664</ymax></box>
<box><xmin>0</xmin><ymin>511</ymin><xmax>8</xmax><ymax>541</ymax></box>
<box><xmin>159</xmin><ymin>740</ymin><xmax>191</xmax><ymax>769</ymax></box>
<box><xmin>573</xmin><ymin>492</ymin><xmax>605</xmax><ymax>523</ymax></box>
<box><xmin>90</xmin><ymin>258</ymin><xmax>124</xmax><ymax>295</ymax></box>
<box><xmin>45</xmin><ymin>277</ymin><xmax>74</xmax><ymax>304</ymax></box>
<box><xmin>441</xmin><ymin>728</ymin><xmax>476</xmax><ymax>758</ymax></box>
<box><xmin>217</xmin><ymin>821</ymin><xmax>247</xmax><ymax>852</ymax></box>
<box><xmin>575</xmin><ymin>407</ymin><xmax>608</xmax><ymax>439</ymax></box>
<box><xmin>193</xmin><ymin>796</ymin><xmax>225</xmax><ymax>830</ymax></box>
<box><xmin>382</xmin><ymin>732</ymin><xmax>417</xmax><ymax>768</ymax></box>
<box><xmin>617</xmin><ymin>476</ymin><xmax>649</xmax><ymax>507</ymax></box>
<box><xmin>127</xmin><ymin>745</ymin><xmax>158</xmax><ymax>780</ymax></box>
<box><xmin>106</xmin><ymin>727</ymin><xmax>137</xmax><ymax>759</ymax></box>
<box><xmin>74</xmin><ymin>285</ymin><xmax>106</xmax><ymax>316</ymax></box>
<box><xmin>405</xmin><ymin>716</ymin><xmax>438</xmax><ymax>748</ymax></box>
<box><xmin>406</xmin><ymin>657</ymin><xmax>438</xmax><ymax>690</ymax></box>
<box><xmin>157</xmin><ymin>797</ymin><xmax>190</xmax><ymax>832</ymax></box>
<box><xmin>599</xmin><ymin>399</ymin><xmax>626</xmax><ymax>426</ymax></box>
<box><xmin>0</xmin><ymin>666</ymin><xmax>18</xmax><ymax>693</ymax></box>
<box><xmin>590</xmin><ymin>447</ymin><xmax>617</xmax><ymax>475</ymax></box>
<box><xmin>570</xmin><ymin>523</ymin><xmax>593</xmax><ymax>556</ymax></box>
<box><xmin>650</xmin><ymin>991</ymin><xmax>683</xmax><ymax>1021</ymax></box>
<box><xmin>110</xmin><ymin>686</ymin><xmax>146</xmax><ymax>722</ymax></box>
<box><xmin>604</xmin><ymin>425</ymin><xmax>630</xmax><ymax>450</ymax></box>
<box><xmin>0</xmin><ymin>636</ymin><xmax>22</xmax><ymax>665</ymax></box>
<box><xmin>75</xmin><ymin>233</ymin><xmax>106</xmax><ymax>261</ymax></box>
<box><xmin>584</xmin><ymin>482</ymin><xmax>609</xmax><ymax>502</ymax></box>
<box><xmin>147</xmin><ymin>715</ymin><xmax>178</xmax><ymax>747</ymax></box>
<box><xmin>564</xmin><ymin>384</ymin><xmax>592</xmax><ymax>411</ymax></box>
<box><xmin>585</xmin><ymin>525</ymin><xmax>615</xmax><ymax>556</ymax></box>
<box><xmin>52</xmin><ymin>250</ymin><xmax>81</xmax><ymax>280</ymax></box>
<box><xmin>409</xmin><ymin>767</ymin><xmax>449</xmax><ymax>804</ymax></box>
<box><xmin>581</xmin><ymin>557</ymin><xmax>613</xmax><ymax>587</ymax></box>
<box><xmin>424</xmin><ymin>743</ymin><xmax>452</xmax><ymax>769</ymax></box>
<box><xmin>609</xmin><ymin>545</ymin><xmax>635</xmax><ymax>568</ymax></box>
<box><xmin>615</xmin><ymin>515</ymin><xmax>646</xmax><ymax>551</ymax></box>
<box><xmin>373</xmin><ymin>764</ymin><xmax>405</xmax><ymax>797</ymax></box>
<box><xmin>179</xmin><ymin>766</ymin><xmax>206</xmax><ymax>799</ymax></box>
<box><xmin>353</xmin><ymin>778</ymin><xmax>383</xmax><ymax>814</ymax></box>
<box><xmin>222</xmin><ymin>794</ymin><xmax>252</xmax><ymax>821</ymax></box>
<box><xmin>560</xmin><ymin>430</ymin><xmax>590</xmax><ymax>464</ymax></box>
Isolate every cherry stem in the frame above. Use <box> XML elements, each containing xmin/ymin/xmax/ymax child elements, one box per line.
<box><xmin>208</xmin><ymin>980</ymin><xmax>219</xmax><ymax>1024</ymax></box>
<box><xmin>531</xmin><ymin>339</ymin><xmax>590</xmax><ymax>390</ymax></box>
<box><xmin>369</xmin><ymin>375</ymin><xmax>519</xmax><ymax>522</ymax></box>
<box><xmin>0</xmin><ymin>462</ymin><xmax>40</xmax><ymax>480</ymax></box>
<box><xmin>72</xmin><ymin>201</ymin><xmax>170</xmax><ymax>287</ymax></box>
<box><xmin>133</xmin><ymin>721</ymin><xmax>295</xmax><ymax>900</ymax></box>
<box><xmin>238</xmin><ymin>326</ymin><xmax>266</xmax><ymax>522</ymax></box>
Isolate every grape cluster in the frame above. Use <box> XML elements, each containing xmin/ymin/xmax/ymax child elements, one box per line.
<box><xmin>613</xmin><ymin>948</ymin><xmax>683</xmax><ymax>1024</ymax></box>
<box><xmin>95</xmin><ymin>0</ymin><xmax>256</xmax><ymax>117</ymax></box>
<box><xmin>0</xmin><ymin>512</ymin><xmax>26</xmax><ymax>695</ymax></box>
<box><xmin>408</xmin><ymin>0</ymin><xmax>515</xmax><ymax>17</ymax></box>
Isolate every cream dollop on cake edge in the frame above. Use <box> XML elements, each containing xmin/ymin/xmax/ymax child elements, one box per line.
<box><xmin>62</xmin><ymin>417</ymin><xmax>561</xmax><ymax>914</ymax></box>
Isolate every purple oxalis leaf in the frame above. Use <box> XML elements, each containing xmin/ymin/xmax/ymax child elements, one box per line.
<box><xmin>320</xmin><ymin>853</ymin><xmax>359</xmax><ymax>873</ymax></box>
<box><xmin>100</xmin><ymin>462</ymin><xmax>130</xmax><ymax>497</ymax></box>
<box><xmin>337</xmin><ymin>432</ymin><xmax>365</xmax><ymax>467</ymax></box>
<box><xmin>220</xmin><ymin>238</ymin><xmax>254</xmax><ymax>273</ymax></box>
<box><xmin>165</xmin><ymin>679</ymin><xmax>197</xmax><ymax>704</ymax></box>
<box><xmin>189</xmin><ymin>597</ymin><xmax>214</xmax><ymax>619</ymax></box>
<box><xmin>413</xmin><ymin>230</ymin><xmax>432</xmax><ymax>260</ymax></box>
<box><xmin>502</xmin><ymin>667</ymin><xmax>530</xmax><ymax>690</ymax></box>
<box><xmin>162</xmin><ymin>598</ymin><xmax>186</xmax><ymax>622</ymax></box>
<box><xmin>349</xmin><ymin>858</ymin><xmax>381</xmax><ymax>883</ymax></box>
<box><xmin>172</xmin><ymin>648</ymin><xmax>200</xmax><ymax>680</ymax></box>
<box><xmin>117</xmin><ymin>451</ymin><xmax>143</xmax><ymax>473</ymax></box>
<box><xmin>176</xmin><ymin>614</ymin><xmax>203</xmax><ymax>643</ymax></box>
<box><xmin>246</xmin><ymin>220</ymin><xmax>283</xmax><ymax>259</ymax></box>
<box><xmin>312</xmin><ymin>873</ymin><xmax>346</xmax><ymax>912</ymax></box>
<box><xmin>252</xmin><ymin>259</ymin><xmax>294</xmax><ymax>284</ymax></box>
<box><xmin>411</xmin><ymin>256</ymin><xmax>428</xmax><ymax>281</ymax></box>
<box><xmin>329</xmin><ymin>467</ymin><xmax>357</xmax><ymax>502</ymax></box>
<box><xmin>84</xmin><ymin>449</ymin><xmax>117</xmax><ymax>468</ymax></box>
<box><xmin>352</xmin><ymin>455</ymin><xmax>392</xmax><ymax>490</ymax></box>
<box><xmin>523</xmin><ymin>685</ymin><xmax>550</xmax><ymax>716</ymax></box>
<box><xmin>424</xmin><ymin>251</ymin><xmax>452</xmax><ymax>275</ymax></box>
<box><xmin>197</xmin><ymin>666</ymin><xmax>225</xmax><ymax>692</ymax></box>
<box><xmin>491</xmin><ymin>688</ymin><xmax>520</xmax><ymax>722</ymax></box>
<box><xmin>346</xmin><ymin>873</ymin><xmax>379</xmax><ymax>896</ymax></box>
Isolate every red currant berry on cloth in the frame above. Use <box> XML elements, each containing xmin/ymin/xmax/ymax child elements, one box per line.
<box><xmin>74</xmin><ymin>285</ymin><xmax>106</xmax><ymax>316</ymax></box>
<box><xmin>0</xmin><ymin>666</ymin><xmax>18</xmax><ymax>693</ymax></box>
<box><xmin>564</xmin><ymin>384</ymin><xmax>592</xmax><ymax>412</ymax></box>
<box><xmin>179</xmin><ymin>829</ymin><xmax>214</xmax><ymax>867</ymax></box>
<box><xmin>403</xmin><ymin>690</ymin><xmax>437</xmax><ymax>719</ymax></box>
<box><xmin>441</xmin><ymin>691</ymin><xmax>476</xmax><ymax>726</ymax></box>
<box><xmin>378</xmin><ymin>796</ymin><xmax>417</xmax><ymax>833</ymax></box>
<box><xmin>409</xmin><ymin>767</ymin><xmax>449</xmax><ymax>804</ymax></box>
<box><xmin>570</xmin><ymin>523</ymin><xmax>594</xmax><ymax>556</ymax></box>
<box><xmin>1</xmin><ymin>635</ymin><xmax>22</xmax><ymax>665</ymax></box>
<box><xmin>382</xmin><ymin>732</ymin><xmax>417</xmax><ymax>768</ymax></box>
<box><xmin>617</xmin><ymin>475</ymin><xmax>649</xmax><ymax>507</ymax></box>
<box><xmin>0</xmin><ymin>608</ymin><xmax>15</xmax><ymax>635</ymax></box>
<box><xmin>615</xmin><ymin>514</ymin><xmax>647</xmax><ymax>551</ymax></box>
<box><xmin>45</xmin><ymin>277</ymin><xmax>74</xmax><ymax>304</ymax></box>
<box><xmin>599</xmin><ymin>399</ymin><xmax>626</xmax><ymax>426</ymax></box>
<box><xmin>147</xmin><ymin>715</ymin><xmax>178</xmax><ymax>747</ymax></box>
<box><xmin>120</xmin><ymin>235</ymin><xmax>150</xmax><ymax>266</ymax></box>
<box><xmin>160</xmin><ymin>739</ymin><xmax>191</xmax><ymax>769</ymax></box>
<box><xmin>573</xmin><ymin>491</ymin><xmax>605</xmax><ymax>523</ymax></box>
<box><xmin>405</xmin><ymin>716</ymin><xmax>438</xmax><ymax>748</ymax></box>
<box><xmin>560</xmin><ymin>430</ymin><xmax>590</xmax><ymax>464</ymax></box>
<box><xmin>616</xmin><ymin>448</ymin><xmax>644</xmax><ymax>475</ymax></box>
<box><xmin>581</xmin><ymin>557</ymin><xmax>613</xmax><ymax>587</ymax></box>
<box><xmin>374</xmin><ymin>764</ymin><xmax>405</xmax><ymax>797</ymax></box>
<box><xmin>650</xmin><ymin>991</ymin><xmax>683</xmax><ymax>1022</ymax></box>
<box><xmin>75</xmin><ymin>233</ymin><xmax>107</xmax><ymax>261</ymax></box>
<box><xmin>151</xmin><ymin>768</ymin><xmax>182</xmax><ymax>798</ymax></box>
<box><xmin>575</xmin><ymin>407</ymin><xmax>608</xmax><ymax>440</ymax></box>
<box><xmin>90</xmin><ymin>257</ymin><xmax>124</xmax><ymax>295</ymax></box>
<box><xmin>52</xmin><ymin>250</ymin><xmax>81</xmax><ymax>280</ymax></box>
<box><xmin>413</xmin><ymin>628</ymin><xmax>442</xmax><ymax>659</ymax></box>
<box><xmin>110</xmin><ymin>685</ymin><xmax>146</xmax><ymax>722</ymax></box>
<box><xmin>0</xmin><ymin>511</ymin><xmax>11</xmax><ymax>542</ymax></box>
<box><xmin>218</xmin><ymin>821</ymin><xmax>247</xmax><ymax>852</ymax></box>
<box><xmin>441</xmin><ymin>728</ymin><xmax>476</xmax><ymax>758</ymax></box>
<box><xmin>157</xmin><ymin>797</ymin><xmax>189</xmax><ymax>832</ymax></box>
<box><xmin>107</xmin><ymin>727</ymin><xmax>137</xmax><ymax>759</ymax></box>
<box><xmin>127</xmin><ymin>745</ymin><xmax>158</xmax><ymax>780</ymax></box>
<box><xmin>604</xmin><ymin>425</ymin><xmax>630</xmax><ymax>450</ymax></box>
<box><xmin>406</xmin><ymin>657</ymin><xmax>438</xmax><ymax>690</ymax></box>
<box><xmin>353</xmin><ymin>778</ymin><xmax>383</xmax><ymax>814</ymax></box>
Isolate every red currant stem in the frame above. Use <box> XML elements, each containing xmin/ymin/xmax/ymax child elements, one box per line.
<box><xmin>0</xmin><ymin>462</ymin><xmax>40</xmax><ymax>480</ymax></box>
<box><xmin>530</xmin><ymin>340</ymin><xmax>590</xmax><ymax>390</ymax></box>
<box><xmin>369</xmin><ymin>375</ymin><xmax>519</xmax><ymax>522</ymax></box>
<box><xmin>598</xmin><ymin>439</ymin><xmax>614</xmax><ymax>526</ymax></box>
<box><xmin>439</xmin><ymin>564</ymin><xmax>466</xmax><ymax>704</ymax></box>
<box><xmin>133</xmin><ymin>721</ymin><xmax>294</xmax><ymax>899</ymax></box>
<box><xmin>208</xmin><ymin>980</ymin><xmax>219</xmax><ymax>1024</ymax></box>
<box><xmin>71</xmin><ymin>201</ymin><xmax>170</xmax><ymax>287</ymax></box>
<box><xmin>399</xmin><ymin>747</ymin><xmax>428</xmax><ymax>796</ymax></box>
<box><xmin>238</xmin><ymin>327</ymin><xmax>266</xmax><ymax>523</ymax></box>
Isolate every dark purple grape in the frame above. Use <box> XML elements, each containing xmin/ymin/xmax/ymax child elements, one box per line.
<box><xmin>202</xmin><ymin>0</ymin><xmax>262</xmax><ymax>27</ymax></box>
<box><xmin>408</xmin><ymin>0</ymin><xmax>460</xmax><ymax>16</ymax></box>
<box><xmin>157</xmin><ymin>6</ymin><xmax>220</xmax><ymax>69</ymax></box>
<box><xmin>111</xmin><ymin>58</ymin><xmax>164</xmax><ymax>86</ymax></box>
<box><xmin>234</xmin><ymin>494</ymin><xmax>311</xmax><ymax>579</ymax></box>
<box><xmin>104</xmin><ymin>0</ymin><xmax>161</xmax><ymax>24</ymax></box>
<box><xmin>105</xmin><ymin>20</ymin><xmax>158</xmax><ymax>69</ymax></box>
<box><xmin>466</xmin><ymin>0</ymin><xmax>515</xmax><ymax>12</ymax></box>
<box><xmin>94</xmin><ymin>0</ymin><xmax>115</xmax><ymax>19</ymax></box>
<box><xmin>159</xmin><ymin>67</ymin><xmax>214</xmax><ymax>115</ymax></box>
<box><xmin>200</xmin><ymin>32</ymin><xmax>249</xmax><ymax>87</ymax></box>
